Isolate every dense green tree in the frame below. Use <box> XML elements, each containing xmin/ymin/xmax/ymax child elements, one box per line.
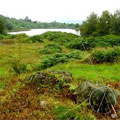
<box><xmin>0</xmin><ymin>16</ymin><xmax>6</xmax><ymax>34</ymax></box>
<box><xmin>80</xmin><ymin>12</ymin><xmax>98</xmax><ymax>37</ymax></box>
<box><xmin>97</xmin><ymin>10</ymin><xmax>112</xmax><ymax>35</ymax></box>
<box><xmin>80</xmin><ymin>10</ymin><xmax>120</xmax><ymax>37</ymax></box>
<box><xmin>111</xmin><ymin>10</ymin><xmax>120</xmax><ymax>35</ymax></box>
<box><xmin>24</xmin><ymin>16</ymin><xmax>31</xmax><ymax>22</ymax></box>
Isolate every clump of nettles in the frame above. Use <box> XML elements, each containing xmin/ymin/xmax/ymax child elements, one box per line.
<box><xmin>40</xmin><ymin>51</ymin><xmax>81</xmax><ymax>69</ymax></box>
<box><xmin>27</xmin><ymin>71</ymin><xmax>73</xmax><ymax>91</ymax></box>
<box><xmin>40</xmin><ymin>44</ymin><xmax>62</xmax><ymax>54</ymax></box>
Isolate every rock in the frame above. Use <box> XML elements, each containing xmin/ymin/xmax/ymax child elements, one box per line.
<box><xmin>74</xmin><ymin>81</ymin><xmax>119</xmax><ymax>113</ymax></box>
<box><xmin>27</xmin><ymin>71</ymin><xmax>73</xmax><ymax>90</ymax></box>
<box><xmin>74</xmin><ymin>81</ymin><xmax>98</xmax><ymax>104</ymax></box>
<box><xmin>27</xmin><ymin>72</ymin><xmax>56</xmax><ymax>89</ymax></box>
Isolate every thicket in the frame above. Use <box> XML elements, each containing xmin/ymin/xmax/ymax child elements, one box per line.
<box><xmin>28</xmin><ymin>35</ymin><xmax>43</xmax><ymax>42</ymax></box>
<box><xmin>40</xmin><ymin>51</ymin><xmax>81</xmax><ymax>69</ymax></box>
<box><xmin>40</xmin><ymin>31</ymin><xmax>78</xmax><ymax>44</ymax></box>
<box><xmin>27</xmin><ymin>31</ymin><xmax>78</xmax><ymax>44</ymax></box>
<box><xmin>0</xmin><ymin>16</ymin><xmax>6</xmax><ymax>34</ymax></box>
<box><xmin>80</xmin><ymin>10</ymin><xmax>120</xmax><ymax>37</ymax></box>
<box><xmin>85</xmin><ymin>47</ymin><xmax>120</xmax><ymax>63</ymax></box>
<box><xmin>67</xmin><ymin>35</ymin><xmax>120</xmax><ymax>50</ymax></box>
<box><xmin>0</xmin><ymin>33</ymin><xmax>29</xmax><ymax>40</ymax></box>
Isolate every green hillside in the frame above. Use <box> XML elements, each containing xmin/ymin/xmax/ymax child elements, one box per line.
<box><xmin>0</xmin><ymin>15</ymin><xmax>77</xmax><ymax>32</ymax></box>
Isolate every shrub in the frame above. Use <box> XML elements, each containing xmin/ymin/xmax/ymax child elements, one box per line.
<box><xmin>67</xmin><ymin>37</ymin><xmax>95</xmax><ymax>50</ymax></box>
<box><xmin>9</xmin><ymin>33</ymin><xmax>28</xmax><ymax>39</ymax></box>
<box><xmin>0</xmin><ymin>34</ymin><xmax>14</xmax><ymax>40</ymax></box>
<box><xmin>27</xmin><ymin>31</ymin><xmax>78</xmax><ymax>43</ymax></box>
<box><xmin>67</xmin><ymin>35</ymin><xmax>120</xmax><ymax>50</ymax></box>
<box><xmin>28</xmin><ymin>35</ymin><xmax>43</xmax><ymax>42</ymax></box>
<box><xmin>53</xmin><ymin>104</ymin><xmax>97</xmax><ymax>120</ymax></box>
<box><xmin>10</xmin><ymin>60</ymin><xmax>32</xmax><ymax>75</ymax></box>
<box><xmin>86</xmin><ymin>47</ymin><xmax>120</xmax><ymax>63</ymax></box>
<box><xmin>40</xmin><ymin>44</ymin><xmax>62</xmax><ymax>54</ymax></box>
<box><xmin>41</xmin><ymin>31</ymin><xmax>78</xmax><ymax>44</ymax></box>
<box><xmin>95</xmin><ymin>35</ymin><xmax>120</xmax><ymax>47</ymax></box>
<box><xmin>12</xmin><ymin>62</ymin><xmax>27</xmax><ymax>75</ymax></box>
<box><xmin>40</xmin><ymin>51</ymin><xmax>81</xmax><ymax>69</ymax></box>
<box><xmin>0</xmin><ymin>34</ymin><xmax>29</xmax><ymax>43</ymax></box>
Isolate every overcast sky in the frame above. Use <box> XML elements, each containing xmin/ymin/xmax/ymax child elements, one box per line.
<box><xmin>0</xmin><ymin>0</ymin><xmax>120</xmax><ymax>23</ymax></box>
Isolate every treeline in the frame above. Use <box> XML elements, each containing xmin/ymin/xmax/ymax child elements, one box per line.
<box><xmin>80</xmin><ymin>10</ymin><xmax>120</xmax><ymax>37</ymax></box>
<box><xmin>0</xmin><ymin>15</ymin><xmax>77</xmax><ymax>33</ymax></box>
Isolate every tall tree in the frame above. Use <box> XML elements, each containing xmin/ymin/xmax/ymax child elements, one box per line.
<box><xmin>111</xmin><ymin>10</ymin><xmax>120</xmax><ymax>35</ymax></box>
<box><xmin>97</xmin><ymin>10</ymin><xmax>112</xmax><ymax>35</ymax></box>
<box><xmin>80</xmin><ymin>12</ymin><xmax>98</xmax><ymax>37</ymax></box>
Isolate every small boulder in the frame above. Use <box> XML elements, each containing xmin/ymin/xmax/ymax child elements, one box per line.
<box><xmin>27</xmin><ymin>71</ymin><xmax>73</xmax><ymax>90</ymax></box>
<box><xmin>74</xmin><ymin>81</ymin><xmax>98</xmax><ymax>104</ymax></box>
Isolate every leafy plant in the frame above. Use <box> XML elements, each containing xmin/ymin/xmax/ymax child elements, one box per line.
<box><xmin>40</xmin><ymin>51</ymin><xmax>81</xmax><ymax>69</ymax></box>
<box><xmin>67</xmin><ymin>35</ymin><xmax>120</xmax><ymax>50</ymax></box>
<box><xmin>28</xmin><ymin>35</ymin><xmax>43</xmax><ymax>42</ymax></box>
<box><xmin>53</xmin><ymin>102</ymin><xmax>96</xmax><ymax>120</ymax></box>
<box><xmin>86</xmin><ymin>47</ymin><xmax>120</xmax><ymax>63</ymax></box>
<box><xmin>40</xmin><ymin>44</ymin><xmax>62</xmax><ymax>54</ymax></box>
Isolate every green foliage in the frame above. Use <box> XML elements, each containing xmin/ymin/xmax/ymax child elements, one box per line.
<box><xmin>0</xmin><ymin>33</ymin><xmax>29</xmax><ymax>43</ymax></box>
<box><xmin>40</xmin><ymin>51</ymin><xmax>81</xmax><ymax>69</ymax></box>
<box><xmin>97</xmin><ymin>11</ymin><xmax>112</xmax><ymax>36</ymax></box>
<box><xmin>40</xmin><ymin>31</ymin><xmax>78</xmax><ymax>44</ymax></box>
<box><xmin>67</xmin><ymin>37</ymin><xmax>95</xmax><ymax>50</ymax></box>
<box><xmin>0</xmin><ymin>16</ymin><xmax>6</xmax><ymax>34</ymax></box>
<box><xmin>27</xmin><ymin>31</ymin><xmax>78</xmax><ymax>44</ymax></box>
<box><xmin>80</xmin><ymin>12</ymin><xmax>98</xmax><ymax>37</ymax></box>
<box><xmin>11</xmin><ymin>62</ymin><xmax>28</xmax><ymax>75</ymax></box>
<box><xmin>9</xmin><ymin>33</ymin><xmax>28</xmax><ymax>39</ymax></box>
<box><xmin>53</xmin><ymin>103</ymin><xmax>96</xmax><ymax>120</ymax></box>
<box><xmin>67</xmin><ymin>35</ymin><xmax>120</xmax><ymax>50</ymax></box>
<box><xmin>80</xmin><ymin>10</ymin><xmax>120</xmax><ymax>36</ymax></box>
<box><xmin>111</xmin><ymin>10</ymin><xmax>120</xmax><ymax>35</ymax></box>
<box><xmin>1</xmin><ymin>15</ymin><xmax>76</xmax><ymax>31</ymax></box>
<box><xmin>0</xmin><ymin>34</ymin><xmax>9</xmax><ymax>40</ymax></box>
<box><xmin>28</xmin><ymin>35</ymin><xmax>43</xmax><ymax>42</ymax></box>
<box><xmin>40</xmin><ymin>44</ymin><xmax>62</xmax><ymax>54</ymax></box>
<box><xmin>88</xmin><ymin>47</ymin><xmax>120</xmax><ymax>63</ymax></box>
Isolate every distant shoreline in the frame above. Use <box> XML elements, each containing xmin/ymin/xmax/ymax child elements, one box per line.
<box><xmin>7</xmin><ymin>28</ymin><xmax>76</xmax><ymax>33</ymax></box>
<box><xmin>8</xmin><ymin>28</ymin><xmax>79</xmax><ymax>36</ymax></box>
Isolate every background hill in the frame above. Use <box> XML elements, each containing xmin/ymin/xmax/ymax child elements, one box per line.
<box><xmin>0</xmin><ymin>15</ymin><xmax>79</xmax><ymax>32</ymax></box>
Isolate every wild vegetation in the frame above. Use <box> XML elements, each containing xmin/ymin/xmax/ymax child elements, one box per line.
<box><xmin>0</xmin><ymin>10</ymin><xmax>120</xmax><ymax>119</ymax></box>
<box><xmin>0</xmin><ymin>31</ymin><xmax>120</xmax><ymax>119</ymax></box>
<box><xmin>80</xmin><ymin>10</ymin><xmax>120</xmax><ymax>37</ymax></box>
<box><xmin>0</xmin><ymin>15</ymin><xmax>77</xmax><ymax>32</ymax></box>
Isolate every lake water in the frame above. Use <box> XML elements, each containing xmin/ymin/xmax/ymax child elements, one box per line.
<box><xmin>8</xmin><ymin>29</ymin><xmax>79</xmax><ymax>36</ymax></box>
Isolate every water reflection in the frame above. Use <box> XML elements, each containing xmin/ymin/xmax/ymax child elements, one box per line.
<box><xmin>8</xmin><ymin>29</ymin><xmax>80</xmax><ymax>36</ymax></box>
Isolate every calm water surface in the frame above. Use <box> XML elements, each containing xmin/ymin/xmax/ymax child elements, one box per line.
<box><xmin>8</xmin><ymin>29</ymin><xmax>79</xmax><ymax>36</ymax></box>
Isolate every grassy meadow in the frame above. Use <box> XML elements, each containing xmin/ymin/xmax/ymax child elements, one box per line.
<box><xmin>0</xmin><ymin>32</ymin><xmax>120</xmax><ymax>119</ymax></box>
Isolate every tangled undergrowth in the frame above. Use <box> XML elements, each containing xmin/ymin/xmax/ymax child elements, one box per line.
<box><xmin>0</xmin><ymin>32</ymin><xmax>120</xmax><ymax>119</ymax></box>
